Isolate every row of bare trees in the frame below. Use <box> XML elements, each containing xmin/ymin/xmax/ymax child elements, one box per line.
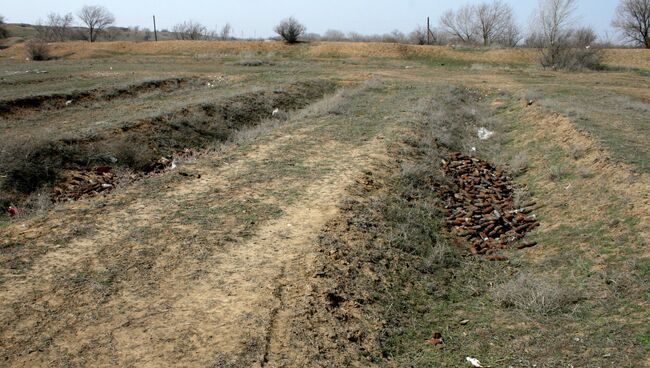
<box><xmin>33</xmin><ymin>5</ymin><xmax>114</xmax><ymax>42</ymax></box>
<box><xmin>1</xmin><ymin>0</ymin><xmax>648</xmax><ymax>48</ymax></box>
<box><xmin>171</xmin><ymin>21</ymin><xmax>234</xmax><ymax>40</ymax></box>
<box><xmin>438</xmin><ymin>0</ymin><xmax>649</xmax><ymax>49</ymax></box>
<box><xmin>440</xmin><ymin>0</ymin><xmax>520</xmax><ymax>46</ymax></box>
<box><xmin>299</xmin><ymin>0</ymin><xmax>649</xmax><ymax>49</ymax></box>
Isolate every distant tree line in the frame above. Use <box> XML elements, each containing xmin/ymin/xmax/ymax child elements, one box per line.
<box><xmin>0</xmin><ymin>0</ymin><xmax>648</xmax><ymax>50</ymax></box>
<box><xmin>171</xmin><ymin>21</ymin><xmax>234</xmax><ymax>40</ymax></box>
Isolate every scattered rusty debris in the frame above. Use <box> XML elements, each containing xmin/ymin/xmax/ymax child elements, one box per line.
<box><xmin>435</xmin><ymin>152</ymin><xmax>540</xmax><ymax>255</ymax></box>
<box><xmin>7</xmin><ymin>205</ymin><xmax>18</xmax><ymax>217</ymax></box>
<box><xmin>425</xmin><ymin>331</ymin><xmax>444</xmax><ymax>345</ymax></box>
<box><xmin>53</xmin><ymin>168</ymin><xmax>118</xmax><ymax>201</ymax></box>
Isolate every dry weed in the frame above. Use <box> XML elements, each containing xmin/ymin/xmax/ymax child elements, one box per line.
<box><xmin>570</xmin><ymin>144</ymin><xmax>587</xmax><ymax>160</ymax></box>
<box><xmin>509</xmin><ymin>152</ymin><xmax>529</xmax><ymax>177</ymax></box>
<box><xmin>493</xmin><ymin>273</ymin><xmax>578</xmax><ymax>315</ymax></box>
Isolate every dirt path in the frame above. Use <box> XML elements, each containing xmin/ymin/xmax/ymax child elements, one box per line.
<box><xmin>0</xmin><ymin>83</ymin><xmax>400</xmax><ymax>367</ymax></box>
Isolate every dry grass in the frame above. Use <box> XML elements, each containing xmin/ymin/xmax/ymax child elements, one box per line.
<box><xmin>570</xmin><ymin>143</ymin><xmax>587</xmax><ymax>160</ymax></box>
<box><xmin>513</xmin><ymin>187</ymin><xmax>532</xmax><ymax>209</ymax></box>
<box><xmin>509</xmin><ymin>152</ymin><xmax>529</xmax><ymax>176</ymax></box>
<box><xmin>493</xmin><ymin>273</ymin><xmax>578</xmax><ymax>315</ymax></box>
<box><xmin>2</xmin><ymin>40</ymin><xmax>648</xmax><ymax>70</ymax></box>
<box><xmin>548</xmin><ymin>164</ymin><xmax>570</xmax><ymax>181</ymax></box>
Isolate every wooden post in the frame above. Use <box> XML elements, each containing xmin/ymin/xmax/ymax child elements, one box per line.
<box><xmin>427</xmin><ymin>17</ymin><xmax>430</xmax><ymax>45</ymax></box>
<box><xmin>153</xmin><ymin>15</ymin><xmax>158</xmax><ymax>42</ymax></box>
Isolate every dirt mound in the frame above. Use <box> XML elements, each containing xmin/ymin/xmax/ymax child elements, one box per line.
<box><xmin>435</xmin><ymin>152</ymin><xmax>539</xmax><ymax>256</ymax></box>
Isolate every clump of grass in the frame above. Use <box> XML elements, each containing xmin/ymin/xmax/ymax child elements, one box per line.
<box><xmin>108</xmin><ymin>139</ymin><xmax>159</xmax><ymax>171</ymax></box>
<box><xmin>23</xmin><ymin>187</ymin><xmax>54</xmax><ymax>215</ymax></box>
<box><xmin>513</xmin><ymin>187</ymin><xmax>532</xmax><ymax>209</ymax></box>
<box><xmin>363</xmin><ymin>77</ymin><xmax>384</xmax><ymax>90</ymax></box>
<box><xmin>509</xmin><ymin>152</ymin><xmax>529</xmax><ymax>177</ymax></box>
<box><xmin>577</xmin><ymin>166</ymin><xmax>595</xmax><ymax>179</ymax></box>
<box><xmin>296</xmin><ymin>89</ymin><xmax>349</xmax><ymax>118</ymax></box>
<box><xmin>234</xmin><ymin>59</ymin><xmax>273</xmax><ymax>67</ymax></box>
<box><xmin>493</xmin><ymin>273</ymin><xmax>578</xmax><ymax>315</ymax></box>
<box><xmin>548</xmin><ymin>164</ymin><xmax>570</xmax><ymax>181</ymax></box>
<box><xmin>570</xmin><ymin>144</ymin><xmax>587</xmax><ymax>160</ymax></box>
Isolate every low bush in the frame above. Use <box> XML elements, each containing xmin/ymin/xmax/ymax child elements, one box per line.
<box><xmin>25</xmin><ymin>39</ymin><xmax>51</xmax><ymax>61</ymax></box>
<box><xmin>0</xmin><ymin>15</ymin><xmax>9</xmax><ymax>39</ymax></box>
<box><xmin>493</xmin><ymin>273</ymin><xmax>578</xmax><ymax>315</ymax></box>
<box><xmin>274</xmin><ymin>17</ymin><xmax>306</xmax><ymax>44</ymax></box>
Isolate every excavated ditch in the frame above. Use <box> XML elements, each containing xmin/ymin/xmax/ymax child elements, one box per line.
<box><xmin>0</xmin><ymin>79</ymin><xmax>337</xmax><ymax>211</ymax></box>
<box><xmin>0</xmin><ymin>77</ymin><xmax>194</xmax><ymax>118</ymax></box>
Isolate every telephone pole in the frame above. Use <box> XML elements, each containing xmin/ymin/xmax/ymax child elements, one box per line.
<box><xmin>153</xmin><ymin>15</ymin><xmax>158</xmax><ymax>42</ymax></box>
<box><xmin>427</xmin><ymin>17</ymin><xmax>430</xmax><ymax>45</ymax></box>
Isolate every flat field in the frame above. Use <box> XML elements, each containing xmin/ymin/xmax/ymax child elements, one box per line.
<box><xmin>0</xmin><ymin>41</ymin><xmax>648</xmax><ymax>367</ymax></box>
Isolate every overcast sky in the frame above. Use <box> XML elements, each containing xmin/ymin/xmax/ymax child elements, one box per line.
<box><xmin>1</xmin><ymin>0</ymin><xmax>621</xmax><ymax>39</ymax></box>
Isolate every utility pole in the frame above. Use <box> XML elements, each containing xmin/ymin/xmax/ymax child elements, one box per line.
<box><xmin>427</xmin><ymin>17</ymin><xmax>430</xmax><ymax>45</ymax></box>
<box><xmin>153</xmin><ymin>15</ymin><xmax>158</xmax><ymax>42</ymax></box>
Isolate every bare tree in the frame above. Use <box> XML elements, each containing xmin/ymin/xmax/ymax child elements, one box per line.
<box><xmin>475</xmin><ymin>0</ymin><xmax>518</xmax><ymax>46</ymax></box>
<box><xmin>572</xmin><ymin>27</ymin><xmax>598</xmax><ymax>47</ymax></box>
<box><xmin>498</xmin><ymin>21</ymin><xmax>523</xmax><ymax>46</ymax></box>
<box><xmin>219</xmin><ymin>23</ymin><xmax>233</xmax><ymax>40</ymax></box>
<box><xmin>535</xmin><ymin>0</ymin><xmax>577</xmax><ymax>48</ymax></box>
<box><xmin>440</xmin><ymin>5</ymin><xmax>476</xmax><ymax>43</ymax></box>
<box><xmin>383</xmin><ymin>29</ymin><xmax>406</xmax><ymax>43</ymax></box>
<box><xmin>323</xmin><ymin>29</ymin><xmax>346</xmax><ymax>41</ymax></box>
<box><xmin>172</xmin><ymin>21</ymin><xmax>207</xmax><ymax>40</ymax></box>
<box><xmin>78</xmin><ymin>5</ymin><xmax>115</xmax><ymax>42</ymax></box>
<box><xmin>612</xmin><ymin>0</ymin><xmax>650</xmax><ymax>48</ymax></box>
<box><xmin>36</xmin><ymin>13</ymin><xmax>74</xmax><ymax>42</ymax></box>
<box><xmin>0</xmin><ymin>15</ymin><xmax>8</xmax><ymax>39</ymax></box>
<box><xmin>533</xmin><ymin>0</ymin><xmax>602</xmax><ymax>69</ymax></box>
<box><xmin>274</xmin><ymin>17</ymin><xmax>306</xmax><ymax>44</ymax></box>
<box><xmin>409</xmin><ymin>26</ymin><xmax>428</xmax><ymax>45</ymax></box>
<box><xmin>347</xmin><ymin>32</ymin><xmax>366</xmax><ymax>42</ymax></box>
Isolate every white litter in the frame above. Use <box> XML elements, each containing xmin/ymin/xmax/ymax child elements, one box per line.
<box><xmin>170</xmin><ymin>159</ymin><xmax>177</xmax><ymax>170</ymax></box>
<box><xmin>471</xmin><ymin>147</ymin><xmax>477</xmax><ymax>152</ymax></box>
<box><xmin>65</xmin><ymin>100</ymin><xmax>73</xmax><ymax>106</ymax></box>
<box><xmin>466</xmin><ymin>357</ymin><xmax>483</xmax><ymax>367</ymax></box>
<box><xmin>477</xmin><ymin>127</ymin><xmax>494</xmax><ymax>140</ymax></box>
<box><xmin>272</xmin><ymin>108</ymin><xmax>279</xmax><ymax>116</ymax></box>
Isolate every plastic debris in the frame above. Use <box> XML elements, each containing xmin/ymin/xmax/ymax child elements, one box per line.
<box><xmin>7</xmin><ymin>206</ymin><xmax>18</xmax><ymax>217</ymax></box>
<box><xmin>466</xmin><ymin>357</ymin><xmax>483</xmax><ymax>367</ymax></box>
<box><xmin>477</xmin><ymin>127</ymin><xmax>494</xmax><ymax>140</ymax></box>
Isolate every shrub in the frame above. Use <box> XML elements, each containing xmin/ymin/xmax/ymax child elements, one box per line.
<box><xmin>172</xmin><ymin>20</ymin><xmax>207</xmax><ymax>40</ymax></box>
<box><xmin>274</xmin><ymin>17</ymin><xmax>306</xmax><ymax>44</ymax></box>
<box><xmin>493</xmin><ymin>273</ymin><xmax>578</xmax><ymax>315</ymax></box>
<box><xmin>1</xmin><ymin>139</ymin><xmax>73</xmax><ymax>193</ymax></box>
<box><xmin>25</xmin><ymin>39</ymin><xmax>51</xmax><ymax>61</ymax></box>
<box><xmin>540</xmin><ymin>42</ymin><xmax>604</xmax><ymax>71</ymax></box>
<box><xmin>509</xmin><ymin>152</ymin><xmax>529</xmax><ymax>176</ymax></box>
<box><xmin>0</xmin><ymin>15</ymin><xmax>9</xmax><ymax>39</ymax></box>
<box><xmin>548</xmin><ymin>163</ymin><xmax>569</xmax><ymax>181</ymax></box>
<box><xmin>533</xmin><ymin>0</ymin><xmax>603</xmax><ymax>70</ymax></box>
